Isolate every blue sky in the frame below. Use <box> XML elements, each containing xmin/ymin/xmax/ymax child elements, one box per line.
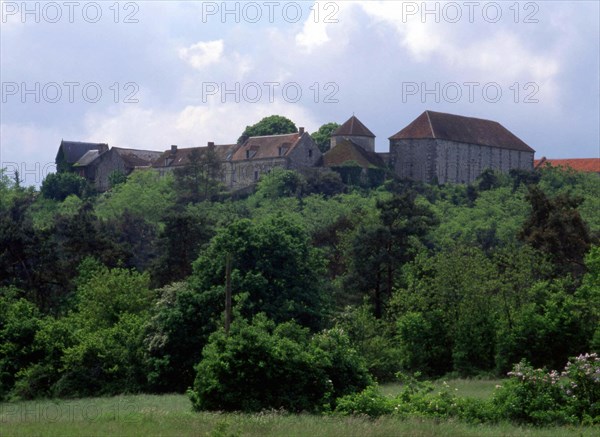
<box><xmin>1</xmin><ymin>1</ymin><xmax>599</xmax><ymax>185</ymax></box>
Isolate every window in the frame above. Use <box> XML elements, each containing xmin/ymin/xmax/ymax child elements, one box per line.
<box><xmin>246</xmin><ymin>150</ymin><xmax>251</xmax><ymax>159</ymax></box>
<box><xmin>254</xmin><ymin>170</ymin><xmax>259</xmax><ymax>181</ymax></box>
<box><xmin>308</xmin><ymin>149</ymin><xmax>313</xmax><ymax>158</ymax></box>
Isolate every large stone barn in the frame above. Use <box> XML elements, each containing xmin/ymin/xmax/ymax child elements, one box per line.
<box><xmin>389</xmin><ymin>111</ymin><xmax>535</xmax><ymax>184</ymax></box>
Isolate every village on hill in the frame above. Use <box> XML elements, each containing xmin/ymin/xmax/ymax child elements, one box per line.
<box><xmin>55</xmin><ymin>109</ymin><xmax>600</xmax><ymax>194</ymax></box>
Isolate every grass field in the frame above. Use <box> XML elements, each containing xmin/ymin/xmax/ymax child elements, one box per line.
<box><xmin>1</xmin><ymin>381</ymin><xmax>597</xmax><ymax>437</ymax></box>
<box><xmin>379</xmin><ymin>377</ymin><xmax>502</xmax><ymax>399</ymax></box>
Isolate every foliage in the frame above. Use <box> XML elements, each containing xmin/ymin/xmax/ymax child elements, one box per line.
<box><xmin>95</xmin><ymin>170</ymin><xmax>175</xmax><ymax>225</ymax></box>
<box><xmin>335</xmin><ymin>305</ymin><xmax>403</xmax><ymax>381</ymax></box>
<box><xmin>40</xmin><ymin>172</ymin><xmax>88</xmax><ymax>201</ymax></box>
<box><xmin>173</xmin><ymin>147</ymin><xmax>223</xmax><ymax>204</ymax></box>
<box><xmin>311</xmin><ymin>122</ymin><xmax>340</xmax><ymax>153</ymax></box>
<box><xmin>254</xmin><ymin>168</ymin><xmax>307</xmax><ymax>199</ymax></box>
<box><xmin>520</xmin><ymin>185</ymin><xmax>593</xmax><ymax>277</ymax></box>
<box><xmin>238</xmin><ymin>115</ymin><xmax>297</xmax><ymax>144</ymax></box>
<box><xmin>191</xmin><ymin>215</ymin><xmax>329</xmax><ymax>331</ymax></box>
<box><xmin>189</xmin><ymin>314</ymin><xmax>371</xmax><ymax>412</ymax></box>
<box><xmin>144</xmin><ymin>282</ymin><xmax>219</xmax><ymax>393</ymax></box>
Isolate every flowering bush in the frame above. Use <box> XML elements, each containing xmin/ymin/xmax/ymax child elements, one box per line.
<box><xmin>492</xmin><ymin>359</ymin><xmax>571</xmax><ymax>425</ymax></box>
<box><xmin>562</xmin><ymin>353</ymin><xmax>600</xmax><ymax>422</ymax></box>
<box><xmin>493</xmin><ymin>354</ymin><xmax>600</xmax><ymax>425</ymax></box>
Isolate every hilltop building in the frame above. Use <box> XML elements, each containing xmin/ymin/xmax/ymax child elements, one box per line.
<box><xmin>388</xmin><ymin>111</ymin><xmax>535</xmax><ymax>184</ymax></box>
<box><xmin>54</xmin><ymin>111</ymin><xmax>545</xmax><ymax>192</ymax></box>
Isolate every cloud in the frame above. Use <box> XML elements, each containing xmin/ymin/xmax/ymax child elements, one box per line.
<box><xmin>82</xmin><ymin>102</ymin><xmax>321</xmax><ymax>151</ymax></box>
<box><xmin>178</xmin><ymin>39</ymin><xmax>224</xmax><ymax>70</ymax></box>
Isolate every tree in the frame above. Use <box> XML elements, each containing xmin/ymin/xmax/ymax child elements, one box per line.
<box><xmin>40</xmin><ymin>172</ymin><xmax>88</xmax><ymax>201</ymax></box>
<box><xmin>237</xmin><ymin>115</ymin><xmax>297</xmax><ymax>144</ymax></box>
<box><xmin>174</xmin><ymin>148</ymin><xmax>223</xmax><ymax>204</ymax></box>
<box><xmin>519</xmin><ymin>186</ymin><xmax>593</xmax><ymax>277</ymax></box>
<box><xmin>311</xmin><ymin>122</ymin><xmax>340</xmax><ymax>153</ymax></box>
<box><xmin>191</xmin><ymin>215</ymin><xmax>328</xmax><ymax>330</ymax></box>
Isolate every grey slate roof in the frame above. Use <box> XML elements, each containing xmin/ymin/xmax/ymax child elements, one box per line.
<box><xmin>56</xmin><ymin>140</ymin><xmax>108</xmax><ymax>164</ymax></box>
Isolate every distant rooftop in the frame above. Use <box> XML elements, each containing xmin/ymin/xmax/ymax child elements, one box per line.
<box><xmin>534</xmin><ymin>157</ymin><xmax>600</xmax><ymax>173</ymax></box>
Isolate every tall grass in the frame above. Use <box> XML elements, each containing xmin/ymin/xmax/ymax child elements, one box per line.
<box><xmin>1</xmin><ymin>392</ymin><xmax>596</xmax><ymax>437</ymax></box>
<box><xmin>379</xmin><ymin>378</ymin><xmax>502</xmax><ymax>399</ymax></box>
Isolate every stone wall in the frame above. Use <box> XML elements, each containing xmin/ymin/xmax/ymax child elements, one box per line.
<box><xmin>287</xmin><ymin>133</ymin><xmax>322</xmax><ymax>169</ymax></box>
<box><xmin>390</xmin><ymin>139</ymin><xmax>534</xmax><ymax>184</ymax></box>
<box><xmin>93</xmin><ymin>150</ymin><xmax>127</xmax><ymax>191</ymax></box>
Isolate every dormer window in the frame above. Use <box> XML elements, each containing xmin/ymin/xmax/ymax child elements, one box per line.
<box><xmin>246</xmin><ymin>150</ymin><xmax>251</xmax><ymax>159</ymax></box>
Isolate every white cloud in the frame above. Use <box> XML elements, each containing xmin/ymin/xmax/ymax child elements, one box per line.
<box><xmin>178</xmin><ymin>39</ymin><xmax>224</xmax><ymax>70</ymax></box>
<box><xmin>82</xmin><ymin>102</ymin><xmax>321</xmax><ymax>151</ymax></box>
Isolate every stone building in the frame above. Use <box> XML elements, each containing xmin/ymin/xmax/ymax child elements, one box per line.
<box><xmin>55</xmin><ymin>140</ymin><xmax>108</xmax><ymax>173</ymax></box>
<box><xmin>152</xmin><ymin>128</ymin><xmax>321</xmax><ymax>190</ymax></box>
<box><xmin>321</xmin><ymin>115</ymin><xmax>388</xmax><ymax>185</ymax></box>
<box><xmin>330</xmin><ymin>115</ymin><xmax>376</xmax><ymax>153</ymax></box>
<box><xmin>388</xmin><ymin>110</ymin><xmax>535</xmax><ymax>184</ymax></box>
<box><xmin>74</xmin><ymin>147</ymin><xmax>162</xmax><ymax>191</ymax></box>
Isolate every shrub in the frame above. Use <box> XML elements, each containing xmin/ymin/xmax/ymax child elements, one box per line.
<box><xmin>562</xmin><ymin>353</ymin><xmax>600</xmax><ymax>422</ymax></box>
<box><xmin>189</xmin><ymin>314</ymin><xmax>371</xmax><ymax>412</ymax></box>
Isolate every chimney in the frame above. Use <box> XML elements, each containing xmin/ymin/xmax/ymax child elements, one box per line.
<box><xmin>207</xmin><ymin>141</ymin><xmax>215</xmax><ymax>148</ymax></box>
<box><xmin>171</xmin><ymin>145</ymin><xmax>177</xmax><ymax>153</ymax></box>
<box><xmin>98</xmin><ymin>143</ymin><xmax>109</xmax><ymax>153</ymax></box>
<box><xmin>298</xmin><ymin>127</ymin><xmax>305</xmax><ymax>135</ymax></box>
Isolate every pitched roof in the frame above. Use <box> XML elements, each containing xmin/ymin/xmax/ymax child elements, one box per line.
<box><xmin>112</xmin><ymin>147</ymin><xmax>163</xmax><ymax>167</ymax></box>
<box><xmin>332</xmin><ymin>115</ymin><xmax>375</xmax><ymax>138</ymax></box>
<box><xmin>56</xmin><ymin>140</ymin><xmax>108</xmax><ymax>164</ymax></box>
<box><xmin>232</xmin><ymin>133</ymin><xmax>301</xmax><ymax>161</ymax></box>
<box><xmin>152</xmin><ymin>144</ymin><xmax>238</xmax><ymax>168</ymax></box>
<box><xmin>322</xmin><ymin>139</ymin><xmax>385</xmax><ymax>168</ymax></box>
<box><xmin>73</xmin><ymin>150</ymin><xmax>101</xmax><ymax>167</ymax></box>
<box><xmin>389</xmin><ymin>110</ymin><xmax>534</xmax><ymax>153</ymax></box>
<box><xmin>534</xmin><ymin>157</ymin><xmax>600</xmax><ymax>173</ymax></box>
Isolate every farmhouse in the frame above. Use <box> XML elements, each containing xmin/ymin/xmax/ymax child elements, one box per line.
<box><xmin>388</xmin><ymin>110</ymin><xmax>535</xmax><ymax>184</ymax></box>
<box><xmin>74</xmin><ymin>147</ymin><xmax>162</xmax><ymax>191</ymax></box>
<box><xmin>152</xmin><ymin>128</ymin><xmax>321</xmax><ymax>190</ymax></box>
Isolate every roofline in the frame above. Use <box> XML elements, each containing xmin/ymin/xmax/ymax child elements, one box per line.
<box><xmin>388</xmin><ymin>136</ymin><xmax>535</xmax><ymax>153</ymax></box>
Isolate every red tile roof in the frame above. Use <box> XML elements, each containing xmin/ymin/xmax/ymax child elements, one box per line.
<box><xmin>322</xmin><ymin>139</ymin><xmax>385</xmax><ymax>168</ymax></box>
<box><xmin>232</xmin><ymin>133</ymin><xmax>301</xmax><ymax>161</ymax></box>
<box><xmin>389</xmin><ymin>110</ymin><xmax>534</xmax><ymax>153</ymax></box>
<box><xmin>332</xmin><ymin>115</ymin><xmax>375</xmax><ymax>138</ymax></box>
<box><xmin>534</xmin><ymin>157</ymin><xmax>600</xmax><ymax>173</ymax></box>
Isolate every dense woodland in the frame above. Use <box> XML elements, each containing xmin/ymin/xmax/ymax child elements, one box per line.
<box><xmin>1</xmin><ymin>150</ymin><xmax>599</xmax><ymax>422</ymax></box>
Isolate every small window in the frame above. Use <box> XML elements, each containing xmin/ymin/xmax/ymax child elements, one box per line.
<box><xmin>246</xmin><ymin>150</ymin><xmax>251</xmax><ymax>159</ymax></box>
<box><xmin>254</xmin><ymin>170</ymin><xmax>259</xmax><ymax>181</ymax></box>
<box><xmin>308</xmin><ymin>149</ymin><xmax>313</xmax><ymax>158</ymax></box>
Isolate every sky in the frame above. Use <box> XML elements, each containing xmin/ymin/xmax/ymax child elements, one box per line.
<box><xmin>1</xmin><ymin>0</ymin><xmax>599</xmax><ymax>186</ymax></box>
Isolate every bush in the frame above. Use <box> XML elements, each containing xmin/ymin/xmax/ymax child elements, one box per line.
<box><xmin>335</xmin><ymin>373</ymin><xmax>494</xmax><ymax>423</ymax></box>
<box><xmin>189</xmin><ymin>314</ymin><xmax>371</xmax><ymax>412</ymax></box>
<box><xmin>562</xmin><ymin>353</ymin><xmax>600</xmax><ymax>422</ymax></box>
<box><xmin>492</xmin><ymin>360</ymin><xmax>571</xmax><ymax>425</ymax></box>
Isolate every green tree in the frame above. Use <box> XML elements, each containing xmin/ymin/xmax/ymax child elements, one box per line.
<box><xmin>95</xmin><ymin>170</ymin><xmax>175</xmax><ymax>225</ymax></box>
<box><xmin>174</xmin><ymin>147</ymin><xmax>223</xmax><ymax>204</ymax></box>
<box><xmin>40</xmin><ymin>172</ymin><xmax>88</xmax><ymax>201</ymax></box>
<box><xmin>189</xmin><ymin>314</ymin><xmax>371</xmax><ymax>412</ymax></box>
<box><xmin>520</xmin><ymin>186</ymin><xmax>593</xmax><ymax>277</ymax></box>
<box><xmin>311</xmin><ymin>122</ymin><xmax>340</xmax><ymax>153</ymax></box>
<box><xmin>237</xmin><ymin>115</ymin><xmax>297</xmax><ymax>144</ymax></box>
<box><xmin>192</xmin><ymin>215</ymin><xmax>328</xmax><ymax>330</ymax></box>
